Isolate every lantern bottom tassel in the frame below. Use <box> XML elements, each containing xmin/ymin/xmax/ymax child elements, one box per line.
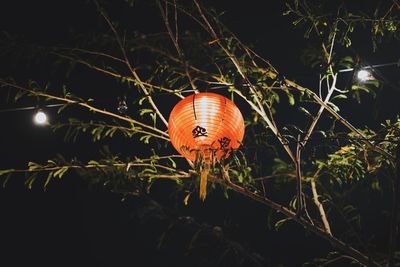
<box><xmin>199</xmin><ymin>162</ymin><xmax>210</xmax><ymax>201</ymax></box>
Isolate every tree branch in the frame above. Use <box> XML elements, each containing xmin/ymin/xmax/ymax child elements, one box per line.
<box><xmin>295</xmin><ymin>135</ymin><xmax>304</xmax><ymax>215</ymax></box>
<box><xmin>0</xmin><ymin>81</ymin><xmax>170</xmax><ymax>139</ymax></box>
<box><xmin>302</xmin><ymin>74</ymin><xmax>338</xmax><ymax>148</ymax></box>
<box><xmin>52</xmin><ymin>52</ymin><xmax>184</xmax><ymax>97</ymax></box>
<box><xmin>96</xmin><ymin>2</ymin><xmax>169</xmax><ymax>127</ymax></box>
<box><xmin>157</xmin><ymin>0</ymin><xmax>199</xmax><ymax>92</ymax></box>
<box><xmin>193</xmin><ymin>0</ymin><xmax>296</xmax><ymax>163</ymax></box>
<box><xmin>5</xmin><ymin>163</ymin><xmax>189</xmax><ymax>177</ymax></box>
<box><xmin>310</xmin><ymin>170</ymin><xmax>332</xmax><ymax>235</ymax></box>
<box><xmin>284</xmin><ymin>78</ymin><xmax>394</xmax><ymax>160</ymax></box>
<box><xmin>207</xmin><ymin>175</ymin><xmax>381</xmax><ymax>267</ymax></box>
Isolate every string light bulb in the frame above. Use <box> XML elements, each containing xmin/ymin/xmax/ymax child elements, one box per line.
<box><xmin>33</xmin><ymin>109</ymin><xmax>48</xmax><ymax>125</ymax></box>
<box><xmin>356</xmin><ymin>69</ymin><xmax>372</xmax><ymax>82</ymax></box>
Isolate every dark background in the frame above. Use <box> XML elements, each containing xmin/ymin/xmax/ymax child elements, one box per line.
<box><xmin>0</xmin><ymin>1</ymin><xmax>399</xmax><ymax>266</ymax></box>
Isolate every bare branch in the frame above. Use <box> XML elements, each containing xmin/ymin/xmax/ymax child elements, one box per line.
<box><xmin>295</xmin><ymin>135</ymin><xmax>304</xmax><ymax>215</ymax></box>
<box><xmin>208</xmin><ymin>175</ymin><xmax>381</xmax><ymax>267</ymax></box>
<box><xmin>157</xmin><ymin>0</ymin><xmax>199</xmax><ymax>92</ymax></box>
<box><xmin>310</xmin><ymin>169</ymin><xmax>332</xmax><ymax>235</ymax></box>
<box><xmin>52</xmin><ymin>52</ymin><xmax>184</xmax><ymax>97</ymax></box>
<box><xmin>302</xmin><ymin>74</ymin><xmax>338</xmax><ymax>148</ymax></box>
<box><xmin>95</xmin><ymin>2</ymin><xmax>169</xmax><ymax>127</ymax></box>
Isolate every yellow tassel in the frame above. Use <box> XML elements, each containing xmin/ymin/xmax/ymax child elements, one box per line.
<box><xmin>199</xmin><ymin>162</ymin><xmax>210</xmax><ymax>201</ymax></box>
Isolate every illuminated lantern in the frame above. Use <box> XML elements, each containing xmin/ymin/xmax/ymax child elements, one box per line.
<box><xmin>168</xmin><ymin>92</ymin><xmax>245</xmax><ymax>200</ymax></box>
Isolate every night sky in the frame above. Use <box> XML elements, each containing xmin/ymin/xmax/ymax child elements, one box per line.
<box><xmin>0</xmin><ymin>1</ymin><xmax>399</xmax><ymax>266</ymax></box>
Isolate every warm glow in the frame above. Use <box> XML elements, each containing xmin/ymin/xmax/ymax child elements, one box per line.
<box><xmin>357</xmin><ymin>69</ymin><xmax>371</xmax><ymax>82</ymax></box>
<box><xmin>34</xmin><ymin>110</ymin><xmax>48</xmax><ymax>125</ymax></box>
<box><xmin>168</xmin><ymin>92</ymin><xmax>245</xmax><ymax>161</ymax></box>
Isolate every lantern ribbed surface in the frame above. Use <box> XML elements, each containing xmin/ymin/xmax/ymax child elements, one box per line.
<box><xmin>168</xmin><ymin>92</ymin><xmax>245</xmax><ymax>161</ymax></box>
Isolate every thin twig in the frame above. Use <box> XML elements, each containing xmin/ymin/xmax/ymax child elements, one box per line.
<box><xmin>157</xmin><ymin>0</ymin><xmax>198</xmax><ymax>92</ymax></box>
<box><xmin>253</xmin><ymin>173</ymin><xmax>296</xmax><ymax>181</ymax></box>
<box><xmin>310</xmin><ymin>169</ymin><xmax>332</xmax><ymax>235</ymax></box>
<box><xmin>96</xmin><ymin>1</ymin><xmax>169</xmax><ymax>127</ymax></box>
<box><xmin>302</xmin><ymin>74</ymin><xmax>338</xmax><ymax>147</ymax></box>
<box><xmin>6</xmin><ymin>163</ymin><xmax>188</xmax><ymax>175</ymax></box>
<box><xmin>55</xmin><ymin>46</ymin><xmax>126</xmax><ymax>63</ymax></box>
<box><xmin>295</xmin><ymin>134</ymin><xmax>303</xmax><ymax>215</ymax></box>
<box><xmin>319</xmin><ymin>255</ymin><xmax>360</xmax><ymax>266</ymax></box>
<box><xmin>52</xmin><ymin>52</ymin><xmax>183</xmax><ymax>97</ymax></box>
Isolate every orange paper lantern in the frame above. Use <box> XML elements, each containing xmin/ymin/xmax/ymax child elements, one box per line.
<box><xmin>168</xmin><ymin>92</ymin><xmax>245</xmax><ymax>200</ymax></box>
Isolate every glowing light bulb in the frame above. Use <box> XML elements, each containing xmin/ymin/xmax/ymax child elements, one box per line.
<box><xmin>34</xmin><ymin>110</ymin><xmax>48</xmax><ymax>125</ymax></box>
<box><xmin>356</xmin><ymin>69</ymin><xmax>371</xmax><ymax>82</ymax></box>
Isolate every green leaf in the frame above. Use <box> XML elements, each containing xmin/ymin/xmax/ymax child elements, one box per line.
<box><xmin>287</xmin><ymin>92</ymin><xmax>295</xmax><ymax>105</ymax></box>
<box><xmin>44</xmin><ymin>171</ymin><xmax>53</xmax><ymax>189</ymax></box>
<box><xmin>327</xmin><ymin>101</ymin><xmax>340</xmax><ymax>112</ymax></box>
<box><xmin>168</xmin><ymin>157</ymin><xmax>177</xmax><ymax>169</ymax></box>
<box><xmin>275</xmin><ymin>218</ymin><xmax>291</xmax><ymax>230</ymax></box>
<box><xmin>365</xmin><ymin>79</ymin><xmax>380</xmax><ymax>89</ymax></box>
<box><xmin>298</xmin><ymin>107</ymin><xmax>313</xmax><ymax>118</ymax></box>
<box><xmin>139</xmin><ymin>109</ymin><xmax>153</xmax><ymax>116</ymax></box>
<box><xmin>105</xmin><ymin>127</ymin><xmax>118</xmax><ymax>138</ymax></box>
<box><xmin>47</xmin><ymin>160</ymin><xmax>57</xmax><ymax>165</ymax></box>
<box><xmin>331</xmin><ymin>94</ymin><xmax>347</xmax><ymax>101</ymax></box>
<box><xmin>28</xmin><ymin>162</ymin><xmax>41</xmax><ymax>170</ymax></box>
<box><xmin>57</xmin><ymin>104</ymin><xmax>70</xmax><ymax>114</ymax></box>
<box><xmin>0</xmin><ymin>169</ymin><xmax>15</xmax><ymax>176</ymax></box>
<box><xmin>14</xmin><ymin>90</ymin><xmax>27</xmax><ymax>102</ymax></box>
<box><xmin>150</xmin><ymin>113</ymin><xmax>157</xmax><ymax>126</ymax></box>
<box><xmin>138</xmin><ymin>97</ymin><xmax>147</xmax><ymax>106</ymax></box>
<box><xmin>2</xmin><ymin>173</ymin><xmax>12</xmax><ymax>188</ymax></box>
<box><xmin>351</xmin><ymin>84</ymin><xmax>370</xmax><ymax>93</ymax></box>
<box><xmin>53</xmin><ymin>167</ymin><xmax>68</xmax><ymax>179</ymax></box>
<box><xmin>25</xmin><ymin>173</ymin><xmax>38</xmax><ymax>190</ymax></box>
<box><xmin>140</xmin><ymin>135</ymin><xmax>152</xmax><ymax>144</ymax></box>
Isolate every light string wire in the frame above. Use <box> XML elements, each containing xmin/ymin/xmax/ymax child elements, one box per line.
<box><xmin>0</xmin><ymin>61</ymin><xmax>398</xmax><ymax>143</ymax></box>
<box><xmin>0</xmin><ymin>103</ymin><xmax>64</xmax><ymax>113</ymax></box>
<box><xmin>1</xmin><ymin>60</ymin><xmax>398</xmax><ymax>107</ymax></box>
<box><xmin>338</xmin><ymin>61</ymin><xmax>400</xmax><ymax>73</ymax></box>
